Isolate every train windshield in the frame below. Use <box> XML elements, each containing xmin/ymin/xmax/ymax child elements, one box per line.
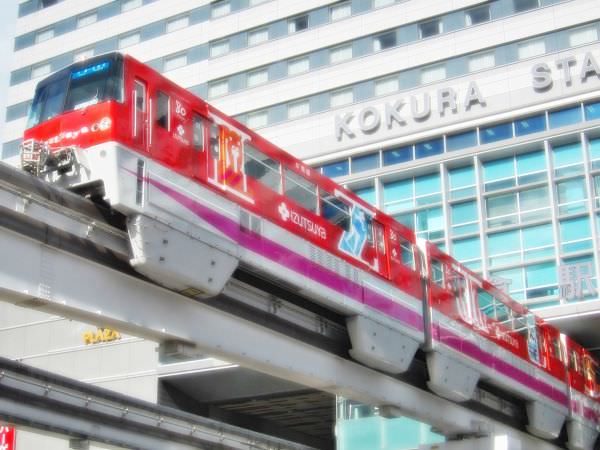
<box><xmin>27</xmin><ymin>56</ymin><xmax>123</xmax><ymax>128</ymax></box>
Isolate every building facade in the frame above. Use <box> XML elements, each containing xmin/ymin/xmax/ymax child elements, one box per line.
<box><xmin>3</xmin><ymin>0</ymin><xmax>600</xmax><ymax>448</ymax></box>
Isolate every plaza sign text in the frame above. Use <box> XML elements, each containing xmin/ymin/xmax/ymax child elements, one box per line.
<box><xmin>334</xmin><ymin>81</ymin><xmax>486</xmax><ymax>141</ymax></box>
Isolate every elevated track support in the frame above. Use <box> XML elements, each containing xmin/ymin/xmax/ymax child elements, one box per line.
<box><xmin>0</xmin><ymin>162</ymin><xmax>567</xmax><ymax>449</ymax></box>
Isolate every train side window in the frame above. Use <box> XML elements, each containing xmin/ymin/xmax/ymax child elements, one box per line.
<box><xmin>551</xmin><ymin>337</ymin><xmax>562</xmax><ymax>361</ymax></box>
<box><xmin>135</xmin><ymin>81</ymin><xmax>145</xmax><ymax>111</ymax></box>
<box><xmin>431</xmin><ymin>260</ymin><xmax>444</xmax><ymax>287</ymax></box>
<box><xmin>495</xmin><ymin>302</ymin><xmax>510</xmax><ymax>325</ymax></box>
<box><xmin>245</xmin><ymin>144</ymin><xmax>281</xmax><ymax>193</ymax></box>
<box><xmin>193</xmin><ymin>115</ymin><xmax>203</xmax><ymax>150</ymax></box>
<box><xmin>156</xmin><ymin>91</ymin><xmax>169</xmax><ymax>130</ymax></box>
<box><xmin>210</xmin><ymin>124</ymin><xmax>219</xmax><ymax>158</ymax></box>
<box><xmin>447</xmin><ymin>269</ymin><xmax>466</xmax><ymax>301</ymax></box>
<box><xmin>399</xmin><ymin>237</ymin><xmax>414</xmax><ymax>269</ymax></box>
<box><xmin>284</xmin><ymin>169</ymin><xmax>318</xmax><ymax>213</ymax></box>
<box><xmin>512</xmin><ymin>312</ymin><xmax>528</xmax><ymax>335</ymax></box>
<box><xmin>321</xmin><ymin>190</ymin><xmax>350</xmax><ymax>231</ymax></box>
<box><xmin>477</xmin><ymin>289</ymin><xmax>494</xmax><ymax>318</ymax></box>
<box><xmin>584</xmin><ymin>357</ymin><xmax>594</xmax><ymax>383</ymax></box>
<box><xmin>570</xmin><ymin>350</ymin><xmax>581</xmax><ymax>373</ymax></box>
<box><xmin>374</xmin><ymin>224</ymin><xmax>386</xmax><ymax>255</ymax></box>
<box><xmin>366</xmin><ymin>219</ymin><xmax>375</xmax><ymax>247</ymax></box>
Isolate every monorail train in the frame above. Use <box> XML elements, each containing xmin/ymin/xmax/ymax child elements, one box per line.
<box><xmin>19</xmin><ymin>52</ymin><xmax>600</xmax><ymax>449</ymax></box>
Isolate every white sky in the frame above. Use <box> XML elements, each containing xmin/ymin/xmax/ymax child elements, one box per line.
<box><xmin>0</xmin><ymin>0</ymin><xmax>19</xmax><ymax>142</ymax></box>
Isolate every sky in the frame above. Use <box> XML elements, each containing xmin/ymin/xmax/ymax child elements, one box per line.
<box><xmin>0</xmin><ymin>0</ymin><xmax>19</xmax><ymax>141</ymax></box>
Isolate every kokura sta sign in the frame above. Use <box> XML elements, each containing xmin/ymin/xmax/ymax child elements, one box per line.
<box><xmin>532</xmin><ymin>51</ymin><xmax>600</xmax><ymax>91</ymax></box>
<box><xmin>334</xmin><ymin>81</ymin><xmax>486</xmax><ymax>141</ymax></box>
<box><xmin>334</xmin><ymin>50</ymin><xmax>600</xmax><ymax>141</ymax></box>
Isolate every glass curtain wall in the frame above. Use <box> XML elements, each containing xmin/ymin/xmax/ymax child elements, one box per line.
<box><xmin>345</xmin><ymin>133</ymin><xmax>600</xmax><ymax>309</ymax></box>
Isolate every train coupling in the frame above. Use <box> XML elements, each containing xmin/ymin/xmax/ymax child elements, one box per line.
<box><xmin>20</xmin><ymin>139</ymin><xmax>77</xmax><ymax>176</ymax></box>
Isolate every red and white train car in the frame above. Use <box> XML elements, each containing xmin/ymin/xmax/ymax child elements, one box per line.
<box><xmin>20</xmin><ymin>52</ymin><xmax>600</xmax><ymax>449</ymax></box>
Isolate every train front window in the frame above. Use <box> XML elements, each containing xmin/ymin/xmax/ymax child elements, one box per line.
<box><xmin>27</xmin><ymin>57</ymin><xmax>123</xmax><ymax>128</ymax></box>
<box><xmin>27</xmin><ymin>74</ymin><xmax>69</xmax><ymax>128</ymax></box>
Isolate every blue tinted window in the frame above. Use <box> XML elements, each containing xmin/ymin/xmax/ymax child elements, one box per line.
<box><xmin>488</xmin><ymin>230</ymin><xmax>520</xmax><ymax>255</ymax></box>
<box><xmin>354</xmin><ymin>186</ymin><xmax>376</xmax><ymax>206</ymax></box>
<box><xmin>394</xmin><ymin>212</ymin><xmax>414</xmax><ymax>229</ymax></box>
<box><xmin>449</xmin><ymin>166</ymin><xmax>476</xmax><ymax>199</ymax></box>
<box><xmin>322</xmin><ymin>160</ymin><xmax>349</xmax><ymax>178</ymax></box>
<box><xmin>383</xmin><ymin>146</ymin><xmax>412</xmax><ymax>166</ymax></box>
<box><xmin>413</xmin><ymin>173</ymin><xmax>442</xmax><ymax>207</ymax></box>
<box><xmin>1</xmin><ymin>139</ymin><xmax>22</xmax><ymax>159</ymax></box>
<box><xmin>486</xmin><ymin>192</ymin><xmax>517</xmax><ymax>219</ymax></box>
<box><xmin>452</xmin><ymin>237</ymin><xmax>481</xmax><ymax>262</ymax></box>
<box><xmin>384</xmin><ymin>179</ymin><xmax>413</xmax><ymax>213</ymax></box>
<box><xmin>516</xmin><ymin>151</ymin><xmax>545</xmax><ymax>174</ymax></box>
<box><xmin>560</xmin><ymin>217</ymin><xmax>593</xmax><ymax>254</ymax></box>
<box><xmin>515</xmin><ymin>114</ymin><xmax>546</xmax><ymax>136</ymax></box>
<box><xmin>483</xmin><ymin>157</ymin><xmax>514</xmax><ymax>182</ymax></box>
<box><xmin>491</xmin><ymin>267</ymin><xmax>524</xmax><ymax>292</ymax></box>
<box><xmin>557</xmin><ymin>178</ymin><xmax>586</xmax><ymax>203</ymax></box>
<box><xmin>416</xmin><ymin>207</ymin><xmax>444</xmax><ymax>240</ymax></box>
<box><xmin>560</xmin><ymin>216</ymin><xmax>591</xmax><ymax>242</ymax></box>
<box><xmin>480</xmin><ymin>122</ymin><xmax>513</xmax><ymax>144</ymax></box>
<box><xmin>446</xmin><ymin>130</ymin><xmax>477</xmax><ymax>151</ymax></box>
<box><xmin>384</xmin><ymin>179</ymin><xmax>412</xmax><ymax>200</ymax></box>
<box><xmin>451</xmin><ymin>201</ymin><xmax>478</xmax><ymax>225</ymax></box>
<box><xmin>549</xmin><ymin>106</ymin><xmax>582</xmax><ymax>128</ymax></box>
<box><xmin>415</xmin><ymin>138</ymin><xmax>443</xmax><ymax>159</ymax></box>
<box><xmin>552</xmin><ymin>142</ymin><xmax>582</xmax><ymax>167</ymax></box>
<box><xmin>590</xmin><ymin>138</ymin><xmax>600</xmax><ymax>161</ymax></box>
<box><xmin>585</xmin><ymin>101</ymin><xmax>600</xmax><ymax>121</ymax></box>
<box><xmin>451</xmin><ymin>201</ymin><xmax>479</xmax><ymax>235</ymax></box>
<box><xmin>352</xmin><ymin>153</ymin><xmax>379</xmax><ymax>173</ymax></box>
<box><xmin>449</xmin><ymin>166</ymin><xmax>475</xmax><ymax>189</ymax></box>
<box><xmin>525</xmin><ymin>262</ymin><xmax>557</xmax><ymax>288</ymax></box>
<box><xmin>522</xmin><ymin>223</ymin><xmax>554</xmax><ymax>249</ymax></box>
<box><xmin>415</xmin><ymin>173</ymin><xmax>440</xmax><ymax>197</ymax></box>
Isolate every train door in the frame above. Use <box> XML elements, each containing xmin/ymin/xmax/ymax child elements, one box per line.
<box><xmin>191</xmin><ymin>113</ymin><xmax>205</xmax><ymax>179</ymax></box>
<box><xmin>371</xmin><ymin>221</ymin><xmax>388</xmax><ymax>278</ymax></box>
<box><xmin>387</xmin><ymin>227</ymin><xmax>422</xmax><ymax>300</ymax></box>
<box><xmin>150</xmin><ymin>89</ymin><xmax>172</xmax><ymax>162</ymax></box>
<box><xmin>207</xmin><ymin>122</ymin><xmax>220</xmax><ymax>184</ymax></box>
<box><xmin>132</xmin><ymin>79</ymin><xmax>148</xmax><ymax>151</ymax></box>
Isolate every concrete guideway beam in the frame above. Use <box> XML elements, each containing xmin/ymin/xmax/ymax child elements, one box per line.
<box><xmin>0</xmin><ymin>356</ymin><xmax>315</xmax><ymax>450</ymax></box>
<box><xmin>0</xmin><ymin>223</ymin><xmax>566</xmax><ymax>450</ymax></box>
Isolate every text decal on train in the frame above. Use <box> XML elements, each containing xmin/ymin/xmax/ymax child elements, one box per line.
<box><xmin>172</xmin><ymin>98</ymin><xmax>190</xmax><ymax>146</ymax></box>
<box><xmin>46</xmin><ymin>117</ymin><xmax>112</xmax><ymax>146</ymax></box>
<box><xmin>278</xmin><ymin>202</ymin><xmax>327</xmax><ymax>240</ymax></box>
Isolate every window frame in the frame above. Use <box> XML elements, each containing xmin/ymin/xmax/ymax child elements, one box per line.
<box><xmin>156</xmin><ymin>91</ymin><xmax>170</xmax><ymax>131</ymax></box>
<box><xmin>288</xmin><ymin>14</ymin><xmax>309</xmax><ymax>34</ymax></box>
<box><xmin>121</xmin><ymin>0</ymin><xmax>142</xmax><ymax>13</ymax></box>
<box><xmin>330</xmin><ymin>2</ymin><xmax>351</xmax><ymax>21</ymax></box>
<box><xmin>77</xmin><ymin>11</ymin><xmax>98</xmax><ymax>28</ymax></box>
<box><xmin>118</xmin><ymin>31</ymin><xmax>141</xmax><ymax>49</ymax></box>
<box><xmin>193</xmin><ymin>114</ymin><xmax>204</xmax><ymax>151</ymax></box>
<box><xmin>244</xmin><ymin>143</ymin><xmax>282</xmax><ymax>193</ymax></box>
<box><xmin>166</xmin><ymin>15</ymin><xmax>190</xmax><ymax>33</ymax></box>
<box><xmin>419</xmin><ymin>19</ymin><xmax>442</xmax><ymax>39</ymax></box>
<box><xmin>211</xmin><ymin>0</ymin><xmax>231</xmax><ymax>18</ymax></box>
<box><xmin>465</xmin><ymin>4</ymin><xmax>490</xmax><ymax>26</ymax></box>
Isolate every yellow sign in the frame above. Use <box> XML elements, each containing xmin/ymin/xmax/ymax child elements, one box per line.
<box><xmin>83</xmin><ymin>328</ymin><xmax>121</xmax><ymax>345</ymax></box>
